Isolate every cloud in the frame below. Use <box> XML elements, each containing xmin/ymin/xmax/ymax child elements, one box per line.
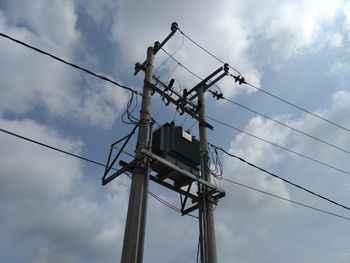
<box><xmin>0</xmin><ymin>3</ymin><xmax>129</xmax><ymax>129</ymax></box>
<box><xmin>218</xmin><ymin>115</ymin><xmax>291</xmax><ymax>214</ymax></box>
<box><xmin>0</xmin><ymin>117</ymin><xmax>131</xmax><ymax>263</ymax></box>
<box><xmin>109</xmin><ymin>0</ymin><xmax>345</xmax><ymax>97</ymax></box>
<box><xmin>0</xmin><ymin>118</ymin><xmax>83</xmax><ymax>199</ymax></box>
<box><xmin>213</xmin><ymin>89</ymin><xmax>350</xmax><ymax>262</ymax></box>
<box><xmin>329</xmin><ymin>60</ymin><xmax>350</xmax><ymax>77</ymax></box>
<box><xmin>1</xmin><ymin>0</ymin><xmax>78</xmax><ymax>51</ymax></box>
<box><xmin>76</xmin><ymin>0</ymin><xmax>117</xmax><ymax>26</ymax></box>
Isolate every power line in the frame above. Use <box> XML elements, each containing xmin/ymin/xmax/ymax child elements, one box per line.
<box><xmin>243</xmin><ymin>81</ymin><xmax>350</xmax><ymax>133</ymax></box>
<box><xmin>160</xmin><ymin>47</ymin><xmax>203</xmax><ymax>81</ymax></box>
<box><xmin>0</xmin><ymin>126</ymin><xmax>195</xmax><ymax>218</ymax></box>
<box><xmin>161</xmin><ymin>47</ymin><xmax>350</xmax><ymax>158</ymax></box>
<box><xmin>177</xmin><ymin>27</ymin><xmax>350</xmax><ymax>134</ymax></box>
<box><xmin>212</xmin><ymin>144</ymin><xmax>350</xmax><ymax>212</ymax></box>
<box><xmin>0</xmin><ymin>32</ymin><xmax>138</xmax><ymax>95</ymax></box>
<box><xmin>1</xmin><ymin>126</ymin><xmax>349</xmax><ymax>222</ymax></box>
<box><xmin>221</xmin><ymin>177</ymin><xmax>350</xmax><ymax>222</ymax></box>
<box><xmin>159</xmin><ymin>47</ymin><xmax>350</xmax><ymax>175</ymax></box>
<box><xmin>0</xmin><ymin>127</ymin><xmax>106</xmax><ymax>167</ymax></box>
<box><xmin>160</xmin><ymin>47</ymin><xmax>350</xmax><ymax>177</ymax></box>
<box><xmin>210</xmin><ymin>91</ymin><xmax>350</xmax><ymax>156</ymax></box>
<box><xmin>207</xmin><ymin>116</ymin><xmax>350</xmax><ymax>176</ymax></box>
<box><xmin>176</xmin><ymin>28</ymin><xmax>242</xmax><ymax>77</ymax></box>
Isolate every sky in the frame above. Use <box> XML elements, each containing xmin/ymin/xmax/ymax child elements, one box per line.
<box><xmin>1</xmin><ymin>0</ymin><xmax>350</xmax><ymax>262</ymax></box>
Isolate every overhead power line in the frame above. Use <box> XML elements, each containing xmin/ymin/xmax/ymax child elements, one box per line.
<box><xmin>0</xmin><ymin>32</ymin><xmax>138</xmax><ymax>95</ymax></box>
<box><xmin>243</xmin><ymin>81</ymin><xmax>350</xmax><ymax>133</ymax></box>
<box><xmin>177</xmin><ymin>27</ymin><xmax>350</xmax><ymax>134</ymax></box>
<box><xmin>0</xmin><ymin>126</ymin><xmax>349</xmax><ymax>222</ymax></box>
<box><xmin>160</xmin><ymin>47</ymin><xmax>350</xmax><ymax>177</ymax></box>
<box><xmin>176</xmin><ymin>28</ymin><xmax>242</xmax><ymax>77</ymax></box>
<box><xmin>211</xmin><ymin>92</ymin><xmax>350</xmax><ymax>156</ymax></box>
<box><xmin>221</xmin><ymin>177</ymin><xmax>350</xmax><ymax>222</ymax></box>
<box><xmin>160</xmin><ymin>47</ymin><xmax>350</xmax><ymax>157</ymax></box>
<box><xmin>207</xmin><ymin>116</ymin><xmax>350</xmax><ymax>176</ymax></box>
<box><xmin>212</xmin><ymin>144</ymin><xmax>350</xmax><ymax>212</ymax></box>
<box><xmin>0</xmin><ymin>126</ymin><xmax>192</xmax><ymax>218</ymax></box>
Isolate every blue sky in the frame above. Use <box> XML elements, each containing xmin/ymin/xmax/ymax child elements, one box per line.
<box><xmin>1</xmin><ymin>1</ymin><xmax>350</xmax><ymax>262</ymax></box>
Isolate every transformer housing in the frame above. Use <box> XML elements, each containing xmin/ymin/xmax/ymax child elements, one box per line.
<box><xmin>151</xmin><ymin>122</ymin><xmax>200</xmax><ymax>186</ymax></box>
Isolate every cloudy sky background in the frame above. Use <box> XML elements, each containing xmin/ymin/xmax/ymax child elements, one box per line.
<box><xmin>1</xmin><ymin>0</ymin><xmax>350</xmax><ymax>262</ymax></box>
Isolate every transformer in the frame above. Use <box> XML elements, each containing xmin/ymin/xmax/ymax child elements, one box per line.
<box><xmin>151</xmin><ymin>122</ymin><xmax>200</xmax><ymax>187</ymax></box>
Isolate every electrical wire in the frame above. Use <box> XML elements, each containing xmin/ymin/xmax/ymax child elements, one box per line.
<box><xmin>207</xmin><ymin>115</ymin><xmax>350</xmax><ymax>176</ymax></box>
<box><xmin>243</xmin><ymin>81</ymin><xmax>350</xmax><ymax>133</ymax></box>
<box><xmin>0</xmin><ymin>126</ymin><xmax>197</xmax><ymax>218</ymax></box>
<box><xmin>154</xmin><ymin>34</ymin><xmax>185</xmax><ymax>75</ymax></box>
<box><xmin>211</xmin><ymin>144</ymin><xmax>350</xmax><ymax>212</ymax></box>
<box><xmin>0</xmin><ymin>32</ymin><xmax>138</xmax><ymax>95</ymax></box>
<box><xmin>122</xmin><ymin>92</ymin><xmax>140</xmax><ymax>125</ymax></box>
<box><xmin>221</xmin><ymin>177</ymin><xmax>350</xmax><ymax>222</ymax></box>
<box><xmin>176</xmin><ymin>27</ymin><xmax>350</xmax><ymax>133</ymax></box>
<box><xmin>207</xmin><ymin>144</ymin><xmax>223</xmax><ymax>179</ymax></box>
<box><xmin>209</xmin><ymin>91</ymin><xmax>350</xmax><ymax>156</ymax></box>
<box><xmin>1</xmin><ymin>126</ymin><xmax>349</xmax><ymax>221</ymax></box>
<box><xmin>161</xmin><ymin>46</ymin><xmax>350</xmax><ymax>158</ymax></box>
<box><xmin>177</xmin><ymin>28</ymin><xmax>242</xmax><ymax>76</ymax></box>
<box><xmin>160</xmin><ymin>47</ymin><xmax>204</xmax><ymax>81</ymax></box>
<box><xmin>158</xmin><ymin>48</ymin><xmax>350</xmax><ymax>176</ymax></box>
<box><xmin>160</xmin><ymin>46</ymin><xmax>350</xmax><ymax>183</ymax></box>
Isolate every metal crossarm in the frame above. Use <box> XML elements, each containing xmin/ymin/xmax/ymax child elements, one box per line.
<box><xmin>141</xmin><ymin>148</ymin><xmax>225</xmax><ymax>196</ymax></box>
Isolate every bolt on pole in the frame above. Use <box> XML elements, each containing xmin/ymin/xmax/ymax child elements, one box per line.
<box><xmin>121</xmin><ymin>46</ymin><xmax>154</xmax><ymax>263</ymax></box>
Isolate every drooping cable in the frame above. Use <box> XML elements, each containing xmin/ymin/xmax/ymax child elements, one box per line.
<box><xmin>176</xmin><ymin>28</ymin><xmax>350</xmax><ymax>133</ymax></box>
<box><xmin>211</xmin><ymin>144</ymin><xmax>350</xmax><ymax>211</ymax></box>
<box><xmin>177</xmin><ymin>28</ymin><xmax>242</xmax><ymax>76</ymax></box>
<box><xmin>208</xmin><ymin>90</ymin><xmax>350</xmax><ymax>156</ymax></box>
<box><xmin>161</xmin><ymin>46</ymin><xmax>350</xmax><ymax>158</ymax></box>
<box><xmin>0</xmin><ymin>32</ymin><xmax>139</xmax><ymax>95</ymax></box>
<box><xmin>221</xmin><ymin>177</ymin><xmax>350</xmax><ymax>222</ymax></box>
<box><xmin>160</xmin><ymin>47</ymin><xmax>204</xmax><ymax>81</ymax></box>
<box><xmin>0</xmin><ymin>126</ymin><xmax>197</xmax><ymax>218</ymax></box>
<box><xmin>243</xmin><ymin>81</ymin><xmax>350</xmax><ymax>133</ymax></box>
<box><xmin>207</xmin><ymin>116</ymin><xmax>350</xmax><ymax>176</ymax></box>
<box><xmin>0</xmin><ymin>126</ymin><xmax>349</xmax><ymax>221</ymax></box>
<box><xmin>154</xmin><ymin>34</ymin><xmax>185</xmax><ymax>75</ymax></box>
<box><xmin>122</xmin><ymin>92</ymin><xmax>140</xmax><ymax>125</ymax></box>
<box><xmin>207</xmin><ymin>144</ymin><xmax>223</xmax><ymax>180</ymax></box>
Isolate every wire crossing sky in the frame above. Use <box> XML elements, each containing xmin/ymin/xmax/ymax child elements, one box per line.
<box><xmin>1</xmin><ymin>125</ymin><xmax>348</xmax><ymax>222</ymax></box>
<box><xmin>1</xmin><ymin>1</ymin><xmax>350</xmax><ymax>263</ymax></box>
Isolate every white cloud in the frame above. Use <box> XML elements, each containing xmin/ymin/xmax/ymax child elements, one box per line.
<box><xmin>0</xmin><ymin>4</ymin><xmax>129</xmax><ymax>129</ymax></box>
<box><xmin>1</xmin><ymin>0</ymin><xmax>78</xmax><ymax>51</ymax></box>
<box><xmin>76</xmin><ymin>0</ymin><xmax>117</xmax><ymax>25</ymax></box>
<box><xmin>329</xmin><ymin>60</ymin><xmax>350</xmax><ymax>77</ymax></box>
<box><xmin>328</xmin><ymin>32</ymin><xmax>344</xmax><ymax>47</ymax></box>
<box><xmin>110</xmin><ymin>0</ymin><xmax>344</xmax><ymax>97</ymax></box>
<box><xmin>213</xmin><ymin>89</ymin><xmax>350</xmax><ymax>262</ymax></box>
<box><xmin>76</xmin><ymin>81</ymin><xmax>130</xmax><ymax>129</ymax></box>
<box><xmin>0</xmin><ymin>117</ymin><xmax>131</xmax><ymax>263</ymax></box>
<box><xmin>2</xmin><ymin>1</ymin><xmax>350</xmax><ymax>262</ymax></box>
<box><xmin>344</xmin><ymin>1</ymin><xmax>350</xmax><ymax>27</ymax></box>
<box><xmin>219</xmin><ymin>116</ymin><xmax>291</xmax><ymax>213</ymax></box>
<box><xmin>0</xmin><ymin>118</ymin><xmax>83</xmax><ymax>199</ymax></box>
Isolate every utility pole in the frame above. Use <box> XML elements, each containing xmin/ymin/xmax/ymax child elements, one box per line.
<box><xmin>120</xmin><ymin>46</ymin><xmax>154</xmax><ymax>263</ymax></box>
<box><xmin>102</xmin><ymin>23</ymin><xmax>227</xmax><ymax>263</ymax></box>
<box><xmin>198</xmin><ymin>85</ymin><xmax>217</xmax><ymax>263</ymax></box>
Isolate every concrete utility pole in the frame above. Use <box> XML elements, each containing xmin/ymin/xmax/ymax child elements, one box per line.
<box><xmin>120</xmin><ymin>46</ymin><xmax>154</xmax><ymax>263</ymax></box>
<box><xmin>198</xmin><ymin>85</ymin><xmax>218</xmax><ymax>263</ymax></box>
<box><xmin>102</xmin><ymin>23</ymin><xmax>226</xmax><ymax>263</ymax></box>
